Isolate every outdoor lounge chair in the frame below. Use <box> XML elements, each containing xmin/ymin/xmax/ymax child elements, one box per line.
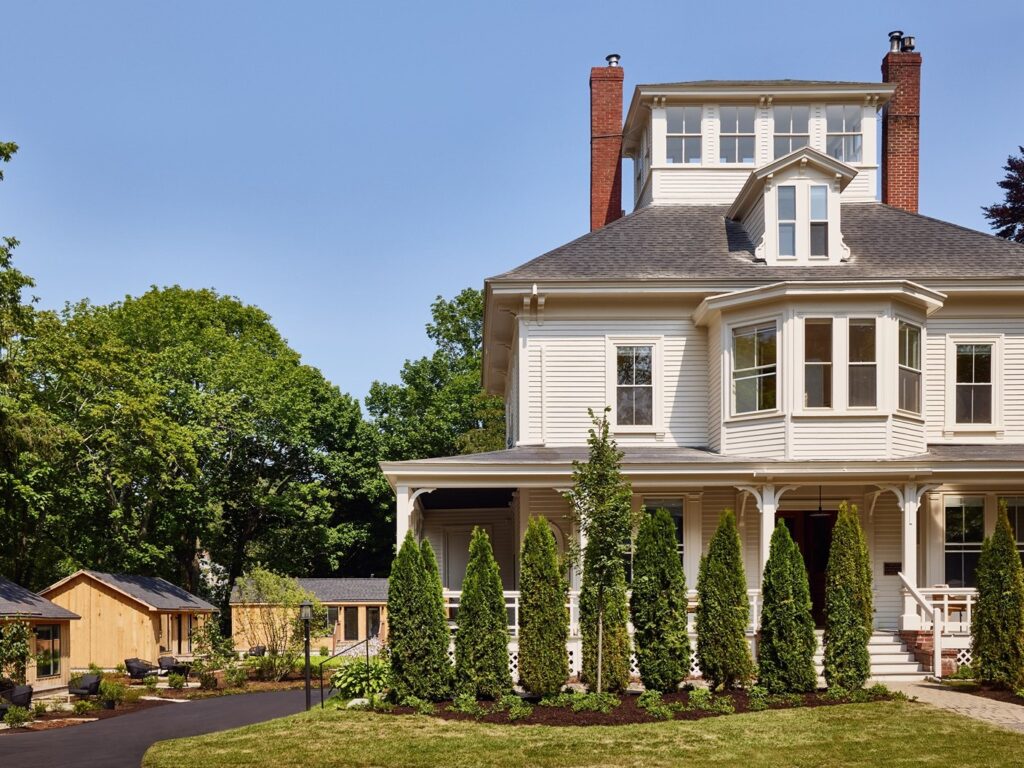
<box><xmin>248</xmin><ymin>645</ymin><xmax>266</xmax><ymax>657</ymax></box>
<box><xmin>69</xmin><ymin>673</ymin><xmax>102</xmax><ymax>698</ymax></box>
<box><xmin>0</xmin><ymin>684</ymin><xmax>32</xmax><ymax>717</ymax></box>
<box><xmin>158</xmin><ymin>655</ymin><xmax>191</xmax><ymax>680</ymax></box>
<box><xmin>125</xmin><ymin>658</ymin><xmax>159</xmax><ymax>680</ymax></box>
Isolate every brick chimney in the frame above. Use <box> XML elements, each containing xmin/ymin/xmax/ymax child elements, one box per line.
<box><xmin>880</xmin><ymin>31</ymin><xmax>922</xmax><ymax>213</ymax></box>
<box><xmin>590</xmin><ymin>54</ymin><xmax>624</xmax><ymax>231</ymax></box>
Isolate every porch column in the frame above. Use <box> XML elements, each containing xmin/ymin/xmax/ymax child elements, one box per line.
<box><xmin>883</xmin><ymin>482</ymin><xmax>937</xmax><ymax>631</ymax></box>
<box><xmin>395</xmin><ymin>484</ymin><xmax>411</xmax><ymax>548</ymax></box>
<box><xmin>737</xmin><ymin>484</ymin><xmax>796</xmax><ymax>579</ymax></box>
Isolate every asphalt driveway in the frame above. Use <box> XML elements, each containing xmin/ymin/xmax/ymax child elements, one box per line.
<box><xmin>0</xmin><ymin>689</ymin><xmax>307</xmax><ymax>768</ymax></box>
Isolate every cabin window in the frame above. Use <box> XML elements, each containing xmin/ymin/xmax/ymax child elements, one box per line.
<box><xmin>848</xmin><ymin>319</ymin><xmax>877</xmax><ymax>407</ymax></box>
<box><xmin>1002</xmin><ymin>497</ymin><xmax>1024</xmax><ymax>567</ymax></box>
<box><xmin>955</xmin><ymin>344</ymin><xmax>993</xmax><ymax>424</ymax></box>
<box><xmin>826</xmin><ymin>105</ymin><xmax>862</xmax><ymax>162</ymax></box>
<box><xmin>944</xmin><ymin>496</ymin><xmax>984</xmax><ymax>588</ymax></box>
<box><xmin>327</xmin><ymin>606</ymin><xmax>339</xmax><ymax>628</ymax></box>
<box><xmin>898</xmin><ymin>321</ymin><xmax>922</xmax><ymax>413</ymax></box>
<box><xmin>804</xmin><ymin>318</ymin><xmax>833</xmax><ymax>408</ymax></box>
<box><xmin>773</xmin><ymin>105</ymin><xmax>809</xmax><ymax>158</ymax></box>
<box><xmin>733</xmin><ymin>323</ymin><xmax>777</xmax><ymax>414</ymax></box>
<box><xmin>809</xmin><ymin>186</ymin><xmax>829</xmax><ymax>257</ymax></box>
<box><xmin>34</xmin><ymin>624</ymin><xmax>60</xmax><ymax>678</ymax></box>
<box><xmin>616</xmin><ymin>345</ymin><xmax>653</xmax><ymax>426</ymax></box>
<box><xmin>719</xmin><ymin>106</ymin><xmax>755</xmax><ymax>163</ymax></box>
<box><xmin>343</xmin><ymin>607</ymin><xmax>359</xmax><ymax>641</ymax></box>
<box><xmin>778</xmin><ymin>185</ymin><xmax>796</xmax><ymax>257</ymax></box>
<box><xmin>666</xmin><ymin>106</ymin><xmax>702</xmax><ymax>164</ymax></box>
<box><xmin>367</xmin><ymin>607</ymin><xmax>382</xmax><ymax>638</ymax></box>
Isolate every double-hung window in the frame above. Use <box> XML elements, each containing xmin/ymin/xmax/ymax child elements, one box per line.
<box><xmin>1002</xmin><ymin>497</ymin><xmax>1024</xmax><ymax>568</ymax></box>
<box><xmin>944</xmin><ymin>496</ymin><xmax>984</xmax><ymax>588</ymax></box>
<box><xmin>955</xmin><ymin>344</ymin><xmax>993</xmax><ymax>424</ymax></box>
<box><xmin>719</xmin><ymin>106</ymin><xmax>755</xmax><ymax>164</ymax></box>
<box><xmin>616</xmin><ymin>345</ymin><xmax>653</xmax><ymax>426</ymax></box>
<box><xmin>809</xmin><ymin>186</ymin><xmax>829</xmax><ymax>257</ymax></box>
<box><xmin>666</xmin><ymin>107</ymin><xmax>702</xmax><ymax>164</ymax></box>
<box><xmin>898</xmin><ymin>321</ymin><xmax>922</xmax><ymax>413</ymax></box>
<box><xmin>733</xmin><ymin>323</ymin><xmax>777</xmax><ymax>414</ymax></box>
<box><xmin>804</xmin><ymin>319</ymin><xmax>832</xmax><ymax>408</ymax></box>
<box><xmin>826</xmin><ymin>105</ymin><xmax>863</xmax><ymax>163</ymax></box>
<box><xmin>778</xmin><ymin>185</ymin><xmax>797</xmax><ymax>257</ymax></box>
<box><xmin>34</xmin><ymin>624</ymin><xmax>60</xmax><ymax>678</ymax></box>
<box><xmin>848</xmin><ymin>319</ymin><xmax>877</xmax><ymax>407</ymax></box>
<box><xmin>773</xmin><ymin>105</ymin><xmax>809</xmax><ymax>158</ymax></box>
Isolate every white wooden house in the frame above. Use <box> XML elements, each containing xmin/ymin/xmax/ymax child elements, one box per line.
<box><xmin>381</xmin><ymin>32</ymin><xmax>1024</xmax><ymax>681</ymax></box>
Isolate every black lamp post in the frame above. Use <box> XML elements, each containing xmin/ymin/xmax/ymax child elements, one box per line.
<box><xmin>300</xmin><ymin>600</ymin><xmax>312</xmax><ymax>711</ymax></box>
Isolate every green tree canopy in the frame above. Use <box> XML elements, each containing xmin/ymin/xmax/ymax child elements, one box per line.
<box><xmin>982</xmin><ymin>145</ymin><xmax>1024</xmax><ymax>243</ymax></box>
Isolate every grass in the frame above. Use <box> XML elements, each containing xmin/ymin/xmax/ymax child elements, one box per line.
<box><xmin>143</xmin><ymin>700</ymin><xmax>1024</xmax><ymax>768</ymax></box>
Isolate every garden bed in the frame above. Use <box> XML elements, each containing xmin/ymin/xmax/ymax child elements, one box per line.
<box><xmin>0</xmin><ymin>698</ymin><xmax>171</xmax><ymax>735</ymax></box>
<box><xmin>381</xmin><ymin>686</ymin><xmax>902</xmax><ymax>727</ymax></box>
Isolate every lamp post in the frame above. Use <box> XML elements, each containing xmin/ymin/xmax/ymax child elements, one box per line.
<box><xmin>300</xmin><ymin>600</ymin><xmax>312</xmax><ymax>711</ymax></box>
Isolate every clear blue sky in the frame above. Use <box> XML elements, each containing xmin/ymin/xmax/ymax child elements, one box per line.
<box><xmin>3</xmin><ymin>1</ymin><xmax>1022</xmax><ymax>402</ymax></box>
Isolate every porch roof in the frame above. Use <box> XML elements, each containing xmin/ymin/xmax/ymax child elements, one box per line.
<box><xmin>380</xmin><ymin>444</ymin><xmax>1024</xmax><ymax>488</ymax></box>
<box><xmin>0</xmin><ymin>577</ymin><xmax>79</xmax><ymax>621</ymax></box>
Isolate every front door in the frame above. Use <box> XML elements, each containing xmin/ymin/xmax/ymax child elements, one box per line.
<box><xmin>778</xmin><ymin>510</ymin><xmax>837</xmax><ymax>627</ymax></box>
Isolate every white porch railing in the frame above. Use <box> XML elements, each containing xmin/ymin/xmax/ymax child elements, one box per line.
<box><xmin>899</xmin><ymin>573</ymin><xmax>976</xmax><ymax>679</ymax></box>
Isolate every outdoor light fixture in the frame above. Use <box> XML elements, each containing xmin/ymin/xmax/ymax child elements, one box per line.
<box><xmin>809</xmin><ymin>486</ymin><xmax>829</xmax><ymax>518</ymax></box>
<box><xmin>300</xmin><ymin>600</ymin><xmax>312</xmax><ymax>710</ymax></box>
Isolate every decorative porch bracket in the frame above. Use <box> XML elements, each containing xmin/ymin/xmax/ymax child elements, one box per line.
<box><xmin>395</xmin><ymin>486</ymin><xmax>436</xmax><ymax>546</ymax></box>
<box><xmin>735</xmin><ymin>484</ymin><xmax>799</xmax><ymax>579</ymax></box>
<box><xmin>877</xmin><ymin>482</ymin><xmax>939</xmax><ymax>630</ymax></box>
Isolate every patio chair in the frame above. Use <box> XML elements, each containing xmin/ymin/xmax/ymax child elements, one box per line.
<box><xmin>248</xmin><ymin>645</ymin><xmax>266</xmax><ymax>657</ymax></box>
<box><xmin>0</xmin><ymin>684</ymin><xmax>32</xmax><ymax>717</ymax></box>
<box><xmin>69</xmin><ymin>673</ymin><xmax>102</xmax><ymax>698</ymax></box>
<box><xmin>125</xmin><ymin>658</ymin><xmax>159</xmax><ymax>680</ymax></box>
<box><xmin>158</xmin><ymin>655</ymin><xmax>191</xmax><ymax>680</ymax></box>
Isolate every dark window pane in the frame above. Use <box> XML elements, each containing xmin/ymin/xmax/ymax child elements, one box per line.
<box><xmin>757</xmin><ymin>327</ymin><xmax>777</xmax><ymax>366</ymax></box>
<box><xmin>956</xmin><ymin>345</ymin><xmax>975</xmax><ymax>383</ymax></box>
<box><xmin>774</xmin><ymin>137</ymin><xmax>789</xmax><ymax>159</ymax></box>
<box><xmin>945</xmin><ymin>553</ymin><xmax>965</xmax><ymax>588</ymax></box>
<box><xmin>685</xmin><ymin>137</ymin><xmax>702</xmax><ymax>163</ymax></box>
<box><xmin>327</xmin><ymin>606</ymin><xmax>339</xmax><ymax>627</ymax></box>
<box><xmin>778</xmin><ymin>186</ymin><xmax>796</xmax><ymax>220</ymax></box>
<box><xmin>900</xmin><ymin>322</ymin><xmax>921</xmax><ymax>369</ymax></box>
<box><xmin>666</xmin><ymin>137</ymin><xmax>683</xmax><ymax>163</ymax></box>
<box><xmin>634</xmin><ymin>347</ymin><xmax>652</xmax><ymax>385</ymax></box>
<box><xmin>899</xmin><ymin>368</ymin><xmax>921</xmax><ymax>413</ymax></box>
<box><xmin>805</xmin><ymin>364</ymin><xmax>832</xmax><ymax>408</ymax></box>
<box><xmin>945</xmin><ymin>505</ymin><xmax>964</xmax><ymax>543</ymax></box>
<box><xmin>735</xmin><ymin>377</ymin><xmax>757</xmax><ymax>413</ymax></box>
<box><xmin>974</xmin><ymin>347</ymin><xmax>992</xmax><ymax>383</ymax></box>
<box><xmin>367</xmin><ymin>607</ymin><xmax>381</xmax><ymax>638</ymax></box>
<box><xmin>344</xmin><ymin>607</ymin><xmax>359</xmax><ymax>641</ymax></box>
<box><xmin>617</xmin><ymin>347</ymin><xmax>634</xmax><ymax>385</ymax></box>
<box><xmin>759</xmin><ymin>374</ymin><xmax>777</xmax><ymax>411</ymax></box>
<box><xmin>633</xmin><ymin>387</ymin><xmax>653</xmax><ymax>425</ymax></box>
<box><xmin>810</xmin><ymin>222</ymin><xmax>828</xmax><ymax>256</ymax></box>
<box><xmin>849</xmin><ymin>320</ymin><xmax>876</xmax><ymax>362</ymax></box>
<box><xmin>738</xmin><ymin>136</ymin><xmax>755</xmax><ymax>163</ymax></box>
<box><xmin>617</xmin><ymin>387</ymin><xmax>634</xmax><ymax>425</ymax></box>
<box><xmin>957</xmin><ymin>385</ymin><xmax>992</xmax><ymax>424</ymax></box>
<box><xmin>849</xmin><ymin>366</ymin><xmax>877</xmax><ymax>407</ymax></box>
<box><xmin>734</xmin><ymin>332</ymin><xmax>756</xmax><ymax>370</ymax></box>
<box><xmin>805</xmin><ymin>320</ymin><xmax>832</xmax><ymax>363</ymax></box>
<box><xmin>962</xmin><ymin>552</ymin><xmax>981</xmax><ymax>588</ymax></box>
<box><xmin>720</xmin><ymin>106</ymin><xmax>737</xmax><ymax>131</ymax></box>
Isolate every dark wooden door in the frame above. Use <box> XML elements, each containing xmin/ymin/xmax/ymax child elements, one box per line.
<box><xmin>778</xmin><ymin>510</ymin><xmax>837</xmax><ymax>627</ymax></box>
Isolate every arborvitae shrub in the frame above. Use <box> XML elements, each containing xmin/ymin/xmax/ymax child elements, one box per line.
<box><xmin>419</xmin><ymin>539</ymin><xmax>455</xmax><ymax>699</ymax></box>
<box><xmin>823</xmin><ymin>501</ymin><xmax>872</xmax><ymax>690</ymax></box>
<box><xmin>696</xmin><ymin>509</ymin><xmax>754</xmax><ymax>689</ymax></box>
<box><xmin>630</xmin><ymin>507</ymin><xmax>690</xmax><ymax>691</ymax></box>
<box><xmin>972</xmin><ymin>500</ymin><xmax>1024</xmax><ymax>688</ymax></box>
<box><xmin>757</xmin><ymin>520</ymin><xmax>816</xmax><ymax>693</ymax></box>
<box><xmin>518</xmin><ymin>516</ymin><xmax>569</xmax><ymax>697</ymax></box>
<box><xmin>455</xmin><ymin>527</ymin><xmax>512</xmax><ymax>699</ymax></box>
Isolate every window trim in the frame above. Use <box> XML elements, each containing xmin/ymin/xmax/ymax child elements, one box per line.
<box><xmin>942</xmin><ymin>494</ymin><xmax>985</xmax><ymax>588</ymax></box>
<box><xmin>847</xmin><ymin>317</ymin><xmax>879</xmax><ymax>410</ymax></box>
<box><xmin>944</xmin><ymin>334</ymin><xmax>1003</xmax><ymax>434</ymax></box>
<box><xmin>718</xmin><ymin>106</ymin><xmax>756</xmax><ymax>165</ymax></box>
<box><xmin>729</xmin><ymin>319</ymin><xmax>780</xmax><ymax>418</ymax></box>
<box><xmin>825</xmin><ymin>104</ymin><xmax>864</xmax><ymax>164</ymax></box>
<box><xmin>606</xmin><ymin>336</ymin><xmax>664</xmax><ymax>435</ymax></box>
<box><xmin>665</xmin><ymin>106</ymin><xmax>703</xmax><ymax>166</ymax></box>
<box><xmin>802</xmin><ymin>317</ymin><xmax>833</xmax><ymax>410</ymax></box>
<box><xmin>34</xmin><ymin>623</ymin><xmax>61</xmax><ymax>679</ymax></box>
<box><xmin>896</xmin><ymin>319</ymin><xmax>924</xmax><ymax>416</ymax></box>
<box><xmin>772</xmin><ymin>105</ymin><xmax>810</xmax><ymax>159</ymax></box>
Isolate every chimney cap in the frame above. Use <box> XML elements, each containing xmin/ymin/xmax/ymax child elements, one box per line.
<box><xmin>888</xmin><ymin>30</ymin><xmax>903</xmax><ymax>52</ymax></box>
<box><xmin>605</xmin><ymin>53</ymin><xmax>621</xmax><ymax>67</ymax></box>
<box><xmin>900</xmin><ymin>34</ymin><xmax>916</xmax><ymax>52</ymax></box>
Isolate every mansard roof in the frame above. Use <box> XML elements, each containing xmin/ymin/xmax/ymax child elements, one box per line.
<box><xmin>488</xmin><ymin>203</ymin><xmax>1024</xmax><ymax>283</ymax></box>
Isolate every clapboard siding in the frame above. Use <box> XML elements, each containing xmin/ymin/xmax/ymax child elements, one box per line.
<box><xmin>723</xmin><ymin>416</ymin><xmax>787</xmax><ymax>458</ymax></box>
<box><xmin>925</xmin><ymin>316</ymin><xmax>1024</xmax><ymax>442</ymax></box>
<box><xmin>525</xmin><ymin>319</ymin><xmax>708</xmax><ymax>447</ymax></box>
<box><xmin>652</xmin><ymin>167</ymin><xmax>749</xmax><ymax>204</ymax></box>
<box><xmin>525</xmin><ymin>343</ymin><xmax>543</xmax><ymax>443</ymax></box>
<box><xmin>506</xmin><ymin>353</ymin><xmax>519</xmax><ymax>448</ymax></box>
<box><xmin>707</xmin><ymin>321</ymin><xmax>723</xmax><ymax>451</ymax></box>
<box><xmin>890</xmin><ymin>414</ymin><xmax>926</xmax><ymax>456</ymax></box>
<box><xmin>422</xmin><ymin>508</ymin><xmax>516</xmax><ymax>590</ymax></box>
<box><xmin>790</xmin><ymin>417</ymin><xmax>889</xmax><ymax>459</ymax></box>
<box><xmin>872</xmin><ymin>493</ymin><xmax>903</xmax><ymax>629</ymax></box>
<box><xmin>742</xmin><ymin>196</ymin><xmax>765</xmax><ymax>254</ymax></box>
<box><xmin>526</xmin><ymin>488</ymin><xmax>573</xmax><ymax>544</ymax></box>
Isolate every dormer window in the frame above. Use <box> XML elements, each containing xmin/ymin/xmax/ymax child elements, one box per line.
<box><xmin>719</xmin><ymin>106</ymin><xmax>755</xmax><ymax>164</ymax></box>
<box><xmin>810</xmin><ymin>186</ymin><xmax>829</xmax><ymax>257</ymax></box>
<box><xmin>826</xmin><ymin>105</ymin><xmax>863</xmax><ymax>163</ymax></box>
<box><xmin>666</xmin><ymin>107</ymin><xmax>702</xmax><ymax>164</ymax></box>
<box><xmin>773</xmin><ymin>106</ymin><xmax>809</xmax><ymax>158</ymax></box>
<box><xmin>778</xmin><ymin>186</ymin><xmax>797</xmax><ymax>257</ymax></box>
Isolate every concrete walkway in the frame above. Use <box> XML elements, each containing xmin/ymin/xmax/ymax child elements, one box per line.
<box><xmin>0</xmin><ymin>689</ymin><xmax>307</xmax><ymax>768</ymax></box>
<box><xmin>891</xmin><ymin>681</ymin><xmax>1024</xmax><ymax>733</ymax></box>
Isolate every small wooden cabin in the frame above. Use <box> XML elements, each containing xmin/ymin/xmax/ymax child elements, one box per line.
<box><xmin>0</xmin><ymin>576</ymin><xmax>79</xmax><ymax>694</ymax></box>
<box><xmin>40</xmin><ymin>570</ymin><xmax>216</xmax><ymax>669</ymax></box>
<box><xmin>230</xmin><ymin>577</ymin><xmax>388</xmax><ymax>654</ymax></box>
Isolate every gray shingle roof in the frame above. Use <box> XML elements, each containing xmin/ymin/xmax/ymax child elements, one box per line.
<box><xmin>489</xmin><ymin>203</ymin><xmax>1024</xmax><ymax>282</ymax></box>
<box><xmin>230</xmin><ymin>577</ymin><xmax>388</xmax><ymax>605</ymax></box>
<box><xmin>79</xmin><ymin>571</ymin><xmax>216</xmax><ymax>612</ymax></box>
<box><xmin>0</xmin><ymin>577</ymin><xmax>79</xmax><ymax>620</ymax></box>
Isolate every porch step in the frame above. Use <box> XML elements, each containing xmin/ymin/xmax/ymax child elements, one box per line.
<box><xmin>812</xmin><ymin>631</ymin><xmax>928</xmax><ymax>683</ymax></box>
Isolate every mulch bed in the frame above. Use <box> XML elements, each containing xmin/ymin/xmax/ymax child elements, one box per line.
<box><xmin>386</xmin><ymin>689</ymin><xmax>897</xmax><ymax>727</ymax></box>
<box><xmin>946</xmin><ymin>682</ymin><xmax>1024</xmax><ymax>707</ymax></box>
<box><xmin>0</xmin><ymin>698</ymin><xmax>171</xmax><ymax>735</ymax></box>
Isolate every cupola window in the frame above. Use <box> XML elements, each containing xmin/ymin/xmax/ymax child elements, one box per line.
<box><xmin>666</xmin><ymin>107</ymin><xmax>702</xmax><ymax>164</ymax></box>
<box><xmin>773</xmin><ymin>106</ymin><xmax>809</xmax><ymax>158</ymax></box>
<box><xmin>719</xmin><ymin>106</ymin><xmax>755</xmax><ymax>164</ymax></box>
<box><xmin>826</xmin><ymin>105</ymin><xmax>863</xmax><ymax>163</ymax></box>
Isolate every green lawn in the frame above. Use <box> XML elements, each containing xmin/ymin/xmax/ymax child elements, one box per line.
<box><xmin>143</xmin><ymin>700</ymin><xmax>1024</xmax><ymax>768</ymax></box>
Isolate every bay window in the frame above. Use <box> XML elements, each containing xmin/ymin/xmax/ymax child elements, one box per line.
<box><xmin>733</xmin><ymin>323</ymin><xmax>777</xmax><ymax>414</ymax></box>
<box><xmin>773</xmin><ymin>105</ymin><xmax>809</xmax><ymax>158</ymax></box>
<box><xmin>848</xmin><ymin>319</ymin><xmax>877</xmax><ymax>407</ymax></box>
<box><xmin>666</xmin><ymin>107</ymin><xmax>702</xmax><ymax>164</ymax></box>
<box><xmin>804</xmin><ymin>319</ymin><xmax>832</xmax><ymax>408</ymax></box>
<box><xmin>719</xmin><ymin>106</ymin><xmax>755</xmax><ymax>164</ymax></box>
<box><xmin>955</xmin><ymin>343</ymin><xmax>993</xmax><ymax>424</ymax></box>
<box><xmin>616</xmin><ymin>345</ymin><xmax>654</xmax><ymax>426</ymax></box>
<box><xmin>944</xmin><ymin>496</ymin><xmax>984</xmax><ymax>588</ymax></box>
<box><xmin>898</xmin><ymin>321</ymin><xmax>922</xmax><ymax>413</ymax></box>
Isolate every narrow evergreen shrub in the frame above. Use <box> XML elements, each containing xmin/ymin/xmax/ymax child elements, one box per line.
<box><xmin>696</xmin><ymin>509</ymin><xmax>754</xmax><ymax>689</ymax></box>
<box><xmin>518</xmin><ymin>515</ymin><xmax>569</xmax><ymax>697</ymax></box>
<box><xmin>757</xmin><ymin>520</ymin><xmax>816</xmax><ymax>693</ymax></box>
<box><xmin>630</xmin><ymin>507</ymin><xmax>691</xmax><ymax>692</ymax></box>
<box><xmin>455</xmin><ymin>527</ymin><xmax>513</xmax><ymax>699</ymax></box>
<box><xmin>387</xmin><ymin>531</ymin><xmax>453</xmax><ymax>701</ymax></box>
<box><xmin>823</xmin><ymin>501</ymin><xmax>872</xmax><ymax>690</ymax></box>
<box><xmin>972</xmin><ymin>500</ymin><xmax>1024</xmax><ymax>688</ymax></box>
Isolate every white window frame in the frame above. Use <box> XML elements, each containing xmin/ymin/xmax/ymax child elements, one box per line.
<box><xmin>825</xmin><ymin>104</ymin><xmax>863</xmax><ymax>163</ymax></box>
<box><xmin>606</xmin><ymin>336</ymin><xmax>664</xmax><ymax>435</ymax></box>
<box><xmin>729</xmin><ymin>319</ymin><xmax>780</xmax><ymax>418</ymax></box>
<box><xmin>897</xmin><ymin>319</ymin><xmax>924</xmax><ymax>416</ymax></box>
<box><xmin>809</xmin><ymin>185</ymin><xmax>829</xmax><ymax>259</ymax></box>
<box><xmin>802</xmin><ymin>317</ymin><xmax>833</xmax><ymax>409</ymax></box>
<box><xmin>942</xmin><ymin>494</ymin><xmax>986</xmax><ymax>589</ymax></box>
<box><xmin>773</xmin><ymin>105</ymin><xmax>810</xmax><ymax>159</ymax></box>
<box><xmin>944</xmin><ymin>334</ymin><xmax>1003</xmax><ymax>434</ymax></box>
<box><xmin>777</xmin><ymin>185</ymin><xmax>797</xmax><ymax>259</ymax></box>
<box><xmin>847</xmin><ymin>316</ymin><xmax>879</xmax><ymax>410</ymax></box>
<box><xmin>718</xmin><ymin>106</ymin><xmax>756</xmax><ymax>165</ymax></box>
<box><xmin>665</xmin><ymin>106</ymin><xmax>703</xmax><ymax>165</ymax></box>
